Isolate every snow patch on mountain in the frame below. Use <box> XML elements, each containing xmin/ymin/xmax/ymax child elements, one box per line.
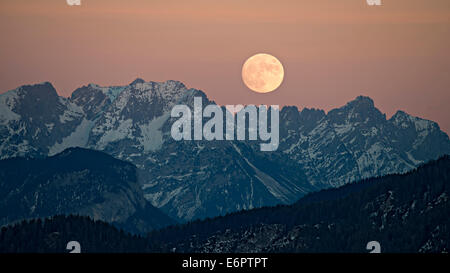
<box><xmin>58</xmin><ymin>97</ymin><xmax>84</xmax><ymax>124</ymax></box>
<box><xmin>104</xmin><ymin>86</ymin><xmax>126</xmax><ymax>103</ymax></box>
<box><xmin>49</xmin><ymin>118</ymin><xmax>95</xmax><ymax>156</ymax></box>
<box><xmin>138</xmin><ymin>113</ymin><xmax>169</xmax><ymax>152</ymax></box>
<box><xmin>145</xmin><ymin>186</ymin><xmax>186</xmax><ymax>209</ymax></box>
<box><xmin>0</xmin><ymin>90</ymin><xmax>20</xmax><ymax>123</ymax></box>
<box><xmin>95</xmin><ymin>118</ymin><xmax>134</xmax><ymax>150</ymax></box>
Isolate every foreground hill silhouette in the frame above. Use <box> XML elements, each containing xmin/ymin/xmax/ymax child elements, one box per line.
<box><xmin>0</xmin><ymin>215</ymin><xmax>150</xmax><ymax>253</ymax></box>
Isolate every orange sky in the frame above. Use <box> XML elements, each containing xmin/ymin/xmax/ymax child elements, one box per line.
<box><xmin>1</xmin><ymin>0</ymin><xmax>449</xmax><ymax>133</ymax></box>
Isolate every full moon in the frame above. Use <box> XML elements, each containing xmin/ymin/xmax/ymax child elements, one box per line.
<box><xmin>242</xmin><ymin>53</ymin><xmax>284</xmax><ymax>93</ymax></box>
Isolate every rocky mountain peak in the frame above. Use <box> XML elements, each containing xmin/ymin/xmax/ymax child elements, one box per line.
<box><xmin>129</xmin><ymin>78</ymin><xmax>146</xmax><ymax>85</ymax></box>
<box><xmin>9</xmin><ymin>82</ymin><xmax>66</xmax><ymax>121</ymax></box>
<box><xmin>327</xmin><ymin>95</ymin><xmax>385</xmax><ymax>124</ymax></box>
<box><xmin>299</xmin><ymin>108</ymin><xmax>326</xmax><ymax>122</ymax></box>
<box><xmin>389</xmin><ymin>110</ymin><xmax>441</xmax><ymax>132</ymax></box>
<box><xmin>16</xmin><ymin>82</ymin><xmax>59</xmax><ymax>101</ymax></box>
<box><xmin>281</xmin><ymin>105</ymin><xmax>299</xmax><ymax>113</ymax></box>
<box><xmin>341</xmin><ymin>96</ymin><xmax>377</xmax><ymax>115</ymax></box>
<box><xmin>390</xmin><ymin>110</ymin><xmax>414</xmax><ymax>125</ymax></box>
<box><xmin>349</xmin><ymin>95</ymin><xmax>375</xmax><ymax>107</ymax></box>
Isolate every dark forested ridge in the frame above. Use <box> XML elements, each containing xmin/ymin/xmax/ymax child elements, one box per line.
<box><xmin>1</xmin><ymin>156</ymin><xmax>449</xmax><ymax>253</ymax></box>
<box><xmin>0</xmin><ymin>215</ymin><xmax>150</xmax><ymax>253</ymax></box>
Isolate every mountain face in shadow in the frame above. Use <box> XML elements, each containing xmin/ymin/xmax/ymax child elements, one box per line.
<box><xmin>0</xmin><ymin>147</ymin><xmax>175</xmax><ymax>234</ymax></box>
<box><xmin>1</xmin><ymin>80</ymin><xmax>449</xmax><ymax>221</ymax></box>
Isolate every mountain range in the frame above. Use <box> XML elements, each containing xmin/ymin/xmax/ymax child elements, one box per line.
<box><xmin>1</xmin><ymin>79</ymin><xmax>449</xmax><ymax>221</ymax></box>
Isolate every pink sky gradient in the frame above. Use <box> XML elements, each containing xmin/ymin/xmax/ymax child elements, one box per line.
<box><xmin>1</xmin><ymin>0</ymin><xmax>449</xmax><ymax>133</ymax></box>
